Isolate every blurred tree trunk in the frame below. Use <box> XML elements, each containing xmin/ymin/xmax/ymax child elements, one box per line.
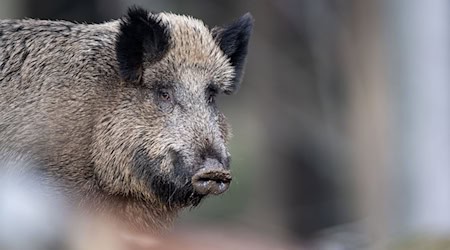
<box><xmin>342</xmin><ymin>0</ymin><xmax>391</xmax><ymax>247</ymax></box>
<box><xmin>385</xmin><ymin>0</ymin><xmax>450</xmax><ymax>248</ymax></box>
<box><xmin>345</xmin><ymin>0</ymin><xmax>450</xmax><ymax>248</ymax></box>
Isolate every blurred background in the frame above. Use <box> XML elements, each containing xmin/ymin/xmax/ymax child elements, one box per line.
<box><xmin>1</xmin><ymin>0</ymin><xmax>449</xmax><ymax>249</ymax></box>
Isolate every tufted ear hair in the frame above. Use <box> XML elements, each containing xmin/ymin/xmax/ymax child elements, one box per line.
<box><xmin>116</xmin><ymin>7</ymin><xmax>170</xmax><ymax>83</ymax></box>
<box><xmin>212</xmin><ymin>13</ymin><xmax>254</xmax><ymax>93</ymax></box>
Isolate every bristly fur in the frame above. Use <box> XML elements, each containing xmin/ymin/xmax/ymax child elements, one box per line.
<box><xmin>212</xmin><ymin>13</ymin><xmax>254</xmax><ymax>93</ymax></box>
<box><xmin>0</xmin><ymin>6</ymin><xmax>253</xmax><ymax>232</ymax></box>
<box><xmin>116</xmin><ymin>7</ymin><xmax>170</xmax><ymax>83</ymax></box>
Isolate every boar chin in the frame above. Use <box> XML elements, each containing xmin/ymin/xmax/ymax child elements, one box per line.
<box><xmin>149</xmin><ymin>174</ymin><xmax>205</xmax><ymax>207</ymax></box>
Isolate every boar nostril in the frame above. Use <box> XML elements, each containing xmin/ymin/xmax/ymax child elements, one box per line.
<box><xmin>191</xmin><ymin>169</ymin><xmax>232</xmax><ymax>195</ymax></box>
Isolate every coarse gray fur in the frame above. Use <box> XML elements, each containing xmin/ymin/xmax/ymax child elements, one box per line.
<box><xmin>0</xmin><ymin>7</ymin><xmax>253</xmax><ymax>232</ymax></box>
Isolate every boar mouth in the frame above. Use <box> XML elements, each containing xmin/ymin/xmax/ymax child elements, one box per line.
<box><xmin>191</xmin><ymin>170</ymin><xmax>232</xmax><ymax>196</ymax></box>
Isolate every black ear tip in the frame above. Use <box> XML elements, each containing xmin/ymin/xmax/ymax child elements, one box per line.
<box><xmin>126</xmin><ymin>5</ymin><xmax>148</xmax><ymax>19</ymax></box>
<box><xmin>241</xmin><ymin>12</ymin><xmax>254</xmax><ymax>23</ymax></box>
<box><xmin>238</xmin><ymin>12</ymin><xmax>254</xmax><ymax>30</ymax></box>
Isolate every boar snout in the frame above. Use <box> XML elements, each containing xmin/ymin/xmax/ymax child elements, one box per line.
<box><xmin>191</xmin><ymin>158</ymin><xmax>231</xmax><ymax>195</ymax></box>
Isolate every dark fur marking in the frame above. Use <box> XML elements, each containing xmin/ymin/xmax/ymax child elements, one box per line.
<box><xmin>150</xmin><ymin>175</ymin><xmax>203</xmax><ymax>207</ymax></box>
<box><xmin>116</xmin><ymin>6</ymin><xmax>170</xmax><ymax>83</ymax></box>
<box><xmin>170</xmin><ymin>150</ymin><xmax>188</xmax><ymax>179</ymax></box>
<box><xmin>212</xmin><ymin>13</ymin><xmax>254</xmax><ymax>93</ymax></box>
<box><xmin>132</xmin><ymin>146</ymin><xmax>203</xmax><ymax>207</ymax></box>
<box><xmin>133</xmin><ymin>146</ymin><xmax>164</xmax><ymax>184</ymax></box>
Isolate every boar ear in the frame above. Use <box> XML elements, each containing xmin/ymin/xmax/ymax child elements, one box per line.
<box><xmin>212</xmin><ymin>13</ymin><xmax>254</xmax><ymax>92</ymax></box>
<box><xmin>116</xmin><ymin>7</ymin><xmax>170</xmax><ymax>83</ymax></box>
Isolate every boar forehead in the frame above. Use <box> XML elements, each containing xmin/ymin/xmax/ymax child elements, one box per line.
<box><xmin>146</xmin><ymin>13</ymin><xmax>235</xmax><ymax>91</ymax></box>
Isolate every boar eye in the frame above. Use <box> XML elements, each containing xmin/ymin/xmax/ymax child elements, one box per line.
<box><xmin>155</xmin><ymin>88</ymin><xmax>174</xmax><ymax>112</ymax></box>
<box><xmin>158</xmin><ymin>90</ymin><xmax>171</xmax><ymax>101</ymax></box>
